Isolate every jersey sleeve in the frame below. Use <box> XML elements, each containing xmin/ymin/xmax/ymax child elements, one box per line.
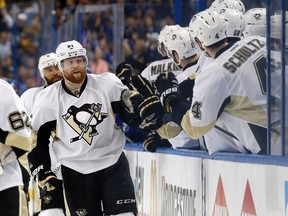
<box><xmin>181</xmin><ymin>64</ymin><xmax>230</xmax><ymax>139</ymax></box>
<box><xmin>141</xmin><ymin>66</ymin><xmax>150</xmax><ymax>81</ymax></box>
<box><xmin>0</xmin><ymin>80</ymin><xmax>32</xmax><ymax>152</ymax></box>
<box><xmin>31</xmin><ymin>88</ymin><xmax>57</xmax><ymax>131</ymax></box>
<box><xmin>98</xmin><ymin>72</ymin><xmax>128</xmax><ymax>102</ymax></box>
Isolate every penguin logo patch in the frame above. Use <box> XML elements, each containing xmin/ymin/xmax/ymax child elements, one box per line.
<box><xmin>62</xmin><ymin>103</ymin><xmax>108</xmax><ymax>145</ymax></box>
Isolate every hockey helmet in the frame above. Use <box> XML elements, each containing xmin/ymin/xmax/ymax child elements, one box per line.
<box><xmin>166</xmin><ymin>27</ymin><xmax>199</xmax><ymax>64</ymax></box>
<box><xmin>243</xmin><ymin>8</ymin><xmax>266</xmax><ymax>37</ymax></box>
<box><xmin>38</xmin><ymin>52</ymin><xmax>58</xmax><ymax>78</ymax></box>
<box><xmin>55</xmin><ymin>40</ymin><xmax>88</xmax><ymax>71</ymax></box>
<box><xmin>189</xmin><ymin>9</ymin><xmax>227</xmax><ymax>47</ymax></box>
<box><xmin>219</xmin><ymin>8</ymin><xmax>245</xmax><ymax>38</ymax></box>
<box><xmin>210</xmin><ymin>0</ymin><xmax>246</xmax><ymax>14</ymax></box>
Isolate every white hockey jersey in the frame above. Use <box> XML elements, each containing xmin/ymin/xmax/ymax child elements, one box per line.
<box><xmin>20</xmin><ymin>86</ymin><xmax>44</xmax><ymax>117</ymax></box>
<box><xmin>141</xmin><ymin>58</ymin><xmax>182</xmax><ymax>83</ymax></box>
<box><xmin>32</xmin><ymin>73</ymin><xmax>128</xmax><ymax>174</ymax></box>
<box><xmin>0</xmin><ymin>79</ymin><xmax>32</xmax><ymax>191</ymax></box>
<box><xmin>21</xmin><ymin>85</ymin><xmax>62</xmax><ymax>177</ymax></box>
<box><xmin>181</xmin><ymin>36</ymin><xmax>270</xmax><ymax>154</ymax></box>
<box><xmin>158</xmin><ymin>61</ymin><xmax>200</xmax><ymax>149</ymax></box>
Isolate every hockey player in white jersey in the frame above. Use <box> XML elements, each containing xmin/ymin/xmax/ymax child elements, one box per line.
<box><xmin>141</xmin><ymin>25</ymin><xmax>182</xmax><ymax>84</ymax></box>
<box><xmin>243</xmin><ymin>8</ymin><xmax>266</xmax><ymax>38</ymax></box>
<box><xmin>155</xmin><ymin>9</ymin><xmax>271</xmax><ymax>154</ymax></box>
<box><xmin>29</xmin><ymin>40</ymin><xmax>138</xmax><ymax>215</ymax></box>
<box><xmin>21</xmin><ymin>53</ymin><xmax>62</xmax><ymax>116</ymax></box>
<box><xmin>21</xmin><ymin>53</ymin><xmax>65</xmax><ymax>216</ymax></box>
<box><xmin>189</xmin><ymin>8</ymin><xmax>248</xmax><ymax>154</ymax></box>
<box><xmin>0</xmin><ymin>78</ymin><xmax>33</xmax><ymax>216</ymax></box>
<box><xmin>122</xmin><ymin>25</ymin><xmax>183</xmax><ymax>152</ymax></box>
<box><xmin>155</xmin><ymin>27</ymin><xmax>200</xmax><ymax>149</ymax></box>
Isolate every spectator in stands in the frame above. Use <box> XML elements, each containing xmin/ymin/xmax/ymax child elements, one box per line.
<box><xmin>0</xmin><ymin>31</ymin><xmax>11</xmax><ymax>59</ymax></box>
<box><xmin>61</xmin><ymin>0</ymin><xmax>77</xmax><ymax>23</ymax></box>
<box><xmin>90</xmin><ymin>47</ymin><xmax>110</xmax><ymax>74</ymax></box>
<box><xmin>144</xmin><ymin>32</ymin><xmax>162</xmax><ymax>63</ymax></box>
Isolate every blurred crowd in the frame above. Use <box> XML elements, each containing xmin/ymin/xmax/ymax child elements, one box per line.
<box><xmin>0</xmin><ymin>0</ymin><xmax>178</xmax><ymax>95</ymax></box>
<box><xmin>0</xmin><ymin>0</ymin><xmax>265</xmax><ymax>95</ymax></box>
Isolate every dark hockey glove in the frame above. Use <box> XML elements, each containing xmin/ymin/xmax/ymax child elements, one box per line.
<box><xmin>38</xmin><ymin>169</ymin><xmax>61</xmax><ymax>192</ymax></box>
<box><xmin>121</xmin><ymin>89</ymin><xmax>143</xmax><ymax>114</ymax></box>
<box><xmin>116</xmin><ymin>62</ymin><xmax>133</xmax><ymax>89</ymax></box>
<box><xmin>155</xmin><ymin>72</ymin><xmax>181</xmax><ymax>113</ymax></box>
<box><xmin>138</xmin><ymin>95</ymin><xmax>165</xmax><ymax>131</ymax></box>
<box><xmin>130</xmin><ymin>75</ymin><xmax>165</xmax><ymax>131</ymax></box>
<box><xmin>130</xmin><ymin>74</ymin><xmax>156</xmax><ymax>97</ymax></box>
<box><xmin>37</xmin><ymin>169</ymin><xmax>64</xmax><ymax>210</ymax></box>
<box><xmin>179</xmin><ymin>77</ymin><xmax>195</xmax><ymax>102</ymax></box>
<box><xmin>31</xmin><ymin>165</ymin><xmax>61</xmax><ymax>196</ymax></box>
<box><xmin>143</xmin><ymin>131</ymin><xmax>172</xmax><ymax>152</ymax></box>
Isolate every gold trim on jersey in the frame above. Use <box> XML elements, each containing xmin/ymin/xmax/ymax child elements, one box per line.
<box><xmin>19</xmin><ymin>185</ymin><xmax>29</xmax><ymax>216</ymax></box>
<box><xmin>31</xmin><ymin>131</ymin><xmax>37</xmax><ymax>149</ymax></box>
<box><xmin>224</xmin><ymin>95</ymin><xmax>267</xmax><ymax>127</ymax></box>
<box><xmin>181</xmin><ymin>111</ymin><xmax>216</xmax><ymax>139</ymax></box>
<box><xmin>188</xmin><ymin>72</ymin><xmax>197</xmax><ymax>80</ymax></box>
<box><xmin>157</xmin><ymin>123</ymin><xmax>182</xmax><ymax>140</ymax></box>
<box><xmin>6</xmin><ymin>133</ymin><xmax>32</xmax><ymax>152</ymax></box>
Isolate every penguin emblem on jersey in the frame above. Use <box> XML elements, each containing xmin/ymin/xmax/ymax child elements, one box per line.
<box><xmin>62</xmin><ymin>103</ymin><xmax>108</xmax><ymax>145</ymax></box>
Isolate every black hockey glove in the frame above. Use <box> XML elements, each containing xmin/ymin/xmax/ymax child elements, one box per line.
<box><xmin>116</xmin><ymin>62</ymin><xmax>133</xmax><ymax>89</ymax></box>
<box><xmin>143</xmin><ymin>131</ymin><xmax>172</xmax><ymax>152</ymax></box>
<box><xmin>155</xmin><ymin>72</ymin><xmax>182</xmax><ymax>113</ymax></box>
<box><xmin>130</xmin><ymin>75</ymin><xmax>166</xmax><ymax>131</ymax></box>
<box><xmin>179</xmin><ymin>77</ymin><xmax>195</xmax><ymax>103</ymax></box>
<box><xmin>31</xmin><ymin>165</ymin><xmax>61</xmax><ymax>197</ymax></box>
<box><xmin>138</xmin><ymin>95</ymin><xmax>165</xmax><ymax>131</ymax></box>
<box><xmin>130</xmin><ymin>74</ymin><xmax>155</xmax><ymax>97</ymax></box>
<box><xmin>36</xmin><ymin>168</ymin><xmax>64</xmax><ymax>210</ymax></box>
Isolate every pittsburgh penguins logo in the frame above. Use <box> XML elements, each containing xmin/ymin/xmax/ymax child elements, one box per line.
<box><xmin>254</xmin><ymin>13</ymin><xmax>262</xmax><ymax>21</ymax></box>
<box><xmin>76</xmin><ymin>209</ymin><xmax>88</xmax><ymax>216</ymax></box>
<box><xmin>62</xmin><ymin>103</ymin><xmax>108</xmax><ymax>145</ymax></box>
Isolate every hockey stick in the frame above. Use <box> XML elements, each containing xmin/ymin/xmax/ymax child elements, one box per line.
<box><xmin>214</xmin><ymin>125</ymin><xmax>239</xmax><ymax>141</ymax></box>
<box><xmin>70</xmin><ymin>103</ymin><xmax>100</xmax><ymax>143</ymax></box>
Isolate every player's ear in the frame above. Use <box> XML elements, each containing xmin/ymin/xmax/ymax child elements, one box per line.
<box><xmin>195</xmin><ymin>37</ymin><xmax>205</xmax><ymax>52</ymax></box>
<box><xmin>171</xmin><ymin>50</ymin><xmax>180</xmax><ymax>65</ymax></box>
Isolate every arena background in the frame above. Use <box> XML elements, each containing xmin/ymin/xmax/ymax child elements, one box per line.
<box><xmin>0</xmin><ymin>0</ymin><xmax>287</xmax><ymax>215</ymax></box>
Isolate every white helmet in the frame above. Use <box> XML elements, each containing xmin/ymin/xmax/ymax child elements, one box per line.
<box><xmin>270</xmin><ymin>12</ymin><xmax>288</xmax><ymax>47</ymax></box>
<box><xmin>189</xmin><ymin>9</ymin><xmax>227</xmax><ymax>47</ymax></box>
<box><xmin>157</xmin><ymin>25</ymin><xmax>181</xmax><ymax>57</ymax></box>
<box><xmin>38</xmin><ymin>52</ymin><xmax>58</xmax><ymax>78</ymax></box>
<box><xmin>55</xmin><ymin>40</ymin><xmax>88</xmax><ymax>71</ymax></box>
<box><xmin>157</xmin><ymin>26</ymin><xmax>169</xmax><ymax>57</ymax></box>
<box><xmin>166</xmin><ymin>27</ymin><xmax>199</xmax><ymax>64</ymax></box>
<box><xmin>219</xmin><ymin>8</ymin><xmax>245</xmax><ymax>38</ymax></box>
<box><xmin>243</xmin><ymin>8</ymin><xmax>266</xmax><ymax>37</ymax></box>
<box><xmin>210</xmin><ymin>0</ymin><xmax>246</xmax><ymax>14</ymax></box>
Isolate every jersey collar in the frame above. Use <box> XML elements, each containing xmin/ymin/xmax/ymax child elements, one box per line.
<box><xmin>215</xmin><ymin>43</ymin><xmax>233</xmax><ymax>59</ymax></box>
<box><xmin>183</xmin><ymin>59</ymin><xmax>199</xmax><ymax>71</ymax></box>
<box><xmin>61</xmin><ymin>75</ymin><xmax>88</xmax><ymax>97</ymax></box>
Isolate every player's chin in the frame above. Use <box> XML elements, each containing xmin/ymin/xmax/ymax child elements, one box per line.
<box><xmin>53</xmin><ymin>76</ymin><xmax>62</xmax><ymax>82</ymax></box>
<box><xmin>70</xmin><ymin>74</ymin><xmax>86</xmax><ymax>83</ymax></box>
